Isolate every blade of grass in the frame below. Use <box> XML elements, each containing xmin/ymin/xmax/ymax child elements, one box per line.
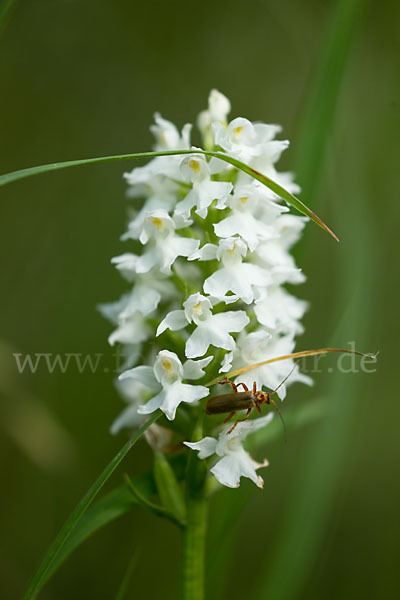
<box><xmin>114</xmin><ymin>548</ymin><xmax>140</xmax><ymax>600</ymax></box>
<box><xmin>43</xmin><ymin>482</ymin><xmax>145</xmax><ymax>583</ymax></box>
<box><xmin>0</xmin><ymin>149</ymin><xmax>337</xmax><ymax>240</ymax></box>
<box><xmin>295</xmin><ymin>0</ymin><xmax>367</xmax><ymax>204</ymax></box>
<box><xmin>206</xmin><ymin>347</ymin><xmax>373</xmax><ymax>386</ymax></box>
<box><xmin>23</xmin><ymin>412</ymin><xmax>160</xmax><ymax>600</ymax></box>
<box><xmin>42</xmin><ymin>452</ymin><xmax>187</xmax><ymax>585</ymax></box>
<box><xmin>0</xmin><ymin>0</ymin><xmax>18</xmax><ymax>37</ymax></box>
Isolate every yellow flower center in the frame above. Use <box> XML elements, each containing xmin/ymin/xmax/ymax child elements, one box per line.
<box><xmin>162</xmin><ymin>359</ymin><xmax>173</xmax><ymax>375</ymax></box>
<box><xmin>152</xmin><ymin>217</ymin><xmax>163</xmax><ymax>229</ymax></box>
<box><xmin>189</xmin><ymin>159</ymin><xmax>201</xmax><ymax>173</ymax></box>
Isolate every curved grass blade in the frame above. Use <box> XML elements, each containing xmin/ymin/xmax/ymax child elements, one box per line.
<box><xmin>23</xmin><ymin>412</ymin><xmax>160</xmax><ymax>600</ymax></box>
<box><xmin>295</xmin><ymin>0</ymin><xmax>367</xmax><ymax>204</ymax></box>
<box><xmin>42</xmin><ymin>452</ymin><xmax>186</xmax><ymax>585</ymax></box>
<box><xmin>0</xmin><ymin>149</ymin><xmax>337</xmax><ymax>240</ymax></box>
<box><xmin>43</xmin><ymin>483</ymin><xmax>144</xmax><ymax>583</ymax></box>
<box><xmin>124</xmin><ymin>472</ymin><xmax>185</xmax><ymax>527</ymax></box>
<box><xmin>207</xmin><ymin>347</ymin><xmax>375</xmax><ymax>386</ymax></box>
<box><xmin>212</xmin><ymin>153</ymin><xmax>339</xmax><ymax>241</ymax></box>
<box><xmin>114</xmin><ymin>548</ymin><xmax>140</xmax><ymax>600</ymax></box>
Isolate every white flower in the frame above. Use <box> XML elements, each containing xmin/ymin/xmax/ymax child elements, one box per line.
<box><xmin>274</xmin><ymin>213</ymin><xmax>309</xmax><ymax>249</ymax></box>
<box><xmin>220</xmin><ymin>330</ymin><xmax>312</xmax><ymax>399</ymax></box>
<box><xmin>255</xmin><ymin>244</ymin><xmax>305</xmax><ymax>286</ymax></box>
<box><xmin>190</xmin><ymin>237</ymin><xmax>271</xmax><ymax>304</ymax></box>
<box><xmin>174</xmin><ymin>154</ymin><xmax>232</xmax><ymax>219</ymax></box>
<box><xmin>135</xmin><ymin>209</ymin><xmax>199</xmax><ymax>274</ymax></box>
<box><xmin>197</xmin><ymin>89</ymin><xmax>231</xmax><ymax>133</ymax></box>
<box><xmin>213</xmin><ymin>117</ymin><xmax>287</xmax><ymax>166</ymax></box>
<box><xmin>253</xmin><ymin>214</ymin><xmax>308</xmax><ymax>286</ymax></box>
<box><xmin>213</xmin><ymin>184</ymin><xmax>284</xmax><ymax>251</ymax></box>
<box><xmin>110</xmin><ymin>254</ymin><xmax>177</xmax><ymax>316</ymax></box>
<box><xmin>98</xmin><ymin>297</ymin><xmax>151</xmax><ymax>346</ymax></box>
<box><xmin>119</xmin><ymin>350</ymin><xmax>210</xmax><ymax>420</ymax></box>
<box><xmin>123</xmin><ymin>114</ymin><xmax>192</xmax><ymax>187</ymax></box>
<box><xmin>108</xmin><ymin>312</ymin><xmax>151</xmax><ymax>347</ymax></box>
<box><xmin>184</xmin><ymin>414</ymin><xmax>274</xmax><ymax>488</ymax></box>
<box><xmin>150</xmin><ymin>112</ymin><xmax>192</xmax><ymax>151</ymax></box>
<box><xmin>254</xmin><ymin>286</ymin><xmax>308</xmax><ymax>334</ymax></box>
<box><xmin>122</xmin><ymin>176</ymin><xmax>179</xmax><ymax>241</ymax></box>
<box><xmin>213</xmin><ymin>117</ymin><xmax>301</xmax><ymax>199</ymax></box>
<box><xmin>157</xmin><ymin>293</ymin><xmax>249</xmax><ymax>359</ymax></box>
<box><xmin>110</xmin><ymin>252</ymin><xmax>139</xmax><ymax>281</ymax></box>
<box><xmin>110</xmin><ymin>377</ymin><xmax>150</xmax><ymax>434</ymax></box>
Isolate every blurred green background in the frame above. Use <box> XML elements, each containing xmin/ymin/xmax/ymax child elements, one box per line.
<box><xmin>0</xmin><ymin>0</ymin><xmax>397</xmax><ymax>598</ymax></box>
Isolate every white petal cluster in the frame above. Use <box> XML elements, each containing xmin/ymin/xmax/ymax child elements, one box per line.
<box><xmin>184</xmin><ymin>414</ymin><xmax>274</xmax><ymax>488</ymax></box>
<box><xmin>100</xmin><ymin>90</ymin><xmax>311</xmax><ymax>488</ymax></box>
<box><xmin>176</xmin><ymin>155</ymin><xmax>232</xmax><ymax>219</ymax></box>
<box><xmin>119</xmin><ymin>350</ymin><xmax>210</xmax><ymax>421</ymax></box>
<box><xmin>157</xmin><ymin>292</ymin><xmax>249</xmax><ymax>358</ymax></box>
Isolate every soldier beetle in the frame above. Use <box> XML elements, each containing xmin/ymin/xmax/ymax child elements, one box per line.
<box><xmin>206</xmin><ymin>365</ymin><xmax>295</xmax><ymax>435</ymax></box>
<box><xmin>205</xmin><ymin>347</ymin><xmax>376</xmax><ymax>435</ymax></box>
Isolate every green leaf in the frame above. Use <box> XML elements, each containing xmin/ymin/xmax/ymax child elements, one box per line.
<box><xmin>0</xmin><ymin>149</ymin><xmax>338</xmax><ymax>240</ymax></box>
<box><xmin>124</xmin><ymin>472</ymin><xmax>185</xmax><ymax>527</ymax></box>
<box><xmin>153</xmin><ymin>450</ymin><xmax>186</xmax><ymax>524</ymax></box>
<box><xmin>41</xmin><ymin>452</ymin><xmax>187</xmax><ymax>585</ymax></box>
<box><xmin>23</xmin><ymin>412</ymin><xmax>161</xmax><ymax>600</ymax></box>
<box><xmin>43</xmin><ymin>481</ymin><xmax>146</xmax><ymax>583</ymax></box>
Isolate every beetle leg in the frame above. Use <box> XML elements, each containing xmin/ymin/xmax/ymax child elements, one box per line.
<box><xmin>218</xmin><ymin>378</ymin><xmax>239</xmax><ymax>393</ymax></box>
<box><xmin>236</xmin><ymin>382</ymin><xmax>249</xmax><ymax>392</ymax></box>
<box><xmin>227</xmin><ymin>408</ymin><xmax>252</xmax><ymax>435</ymax></box>
<box><xmin>253</xmin><ymin>381</ymin><xmax>257</xmax><ymax>394</ymax></box>
<box><xmin>255</xmin><ymin>404</ymin><xmax>262</xmax><ymax>414</ymax></box>
<box><xmin>223</xmin><ymin>411</ymin><xmax>236</xmax><ymax>423</ymax></box>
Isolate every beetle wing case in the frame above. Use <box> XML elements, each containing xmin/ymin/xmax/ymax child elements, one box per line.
<box><xmin>205</xmin><ymin>391</ymin><xmax>254</xmax><ymax>415</ymax></box>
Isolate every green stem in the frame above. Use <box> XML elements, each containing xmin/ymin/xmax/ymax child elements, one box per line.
<box><xmin>181</xmin><ymin>415</ymin><xmax>208</xmax><ymax>600</ymax></box>
<box><xmin>181</xmin><ymin>486</ymin><xmax>207</xmax><ymax>600</ymax></box>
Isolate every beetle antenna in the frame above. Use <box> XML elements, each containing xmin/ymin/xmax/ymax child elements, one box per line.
<box><xmin>269</xmin><ymin>362</ymin><xmax>298</xmax><ymax>398</ymax></box>
<box><xmin>269</xmin><ymin>397</ymin><xmax>287</xmax><ymax>442</ymax></box>
<box><xmin>268</xmin><ymin>362</ymin><xmax>299</xmax><ymax>443</ymax></box>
